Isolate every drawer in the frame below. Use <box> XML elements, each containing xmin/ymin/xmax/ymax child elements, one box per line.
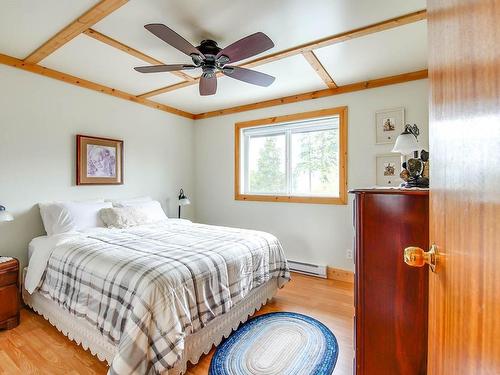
<box><xmin>0</xmin><ymin>270</ymin><xmax>18</xmax><ymax>287</ymax></box>
<box><xmin>0</xmin><ymin>284</ymin><xmax>19</xmax><ymax>322</ymax></box>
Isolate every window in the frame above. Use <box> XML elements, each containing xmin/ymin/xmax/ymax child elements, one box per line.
<box><xmin>235</xmin><ymin>107</ymin><xmax>347</xmax><ymax>204</ymax></box>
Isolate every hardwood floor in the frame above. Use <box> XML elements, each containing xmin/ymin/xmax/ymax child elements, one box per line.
<box><xmin>0</xmin><ymin>273</ymin><xmax>354</xmax><ymax>374</ymax></box>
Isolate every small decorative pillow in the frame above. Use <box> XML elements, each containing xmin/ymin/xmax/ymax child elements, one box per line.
<box><xmin>108</xmin><ymin>196</ymin><xmax>153</xmax><ymax>208</ymax></box>
<box><xmin>100</xmin><ymin>205</ymin><xmax>166</xmax><ymax>228</ymax></box>
<box><xmin>113</xmin><ymin>200</ymin><xmax>168</xmax><ymax>220</ymax></box>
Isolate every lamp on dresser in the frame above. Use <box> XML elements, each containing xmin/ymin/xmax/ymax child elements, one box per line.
<box><xmin>392</xmin><ymin>124</ymin><xmax>429</xmax><ymax>188</ymax></box>
<box><xmin>392</xmin><ymin>123</ymin><xmax>420</xmax><ymax>157</ymax></box>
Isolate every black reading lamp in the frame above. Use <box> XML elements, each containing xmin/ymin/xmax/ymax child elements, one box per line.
<box><xmin>178</xmin><ymin>189</ymin><xmax>191</xmax><ymax>218</ymax></box>
<box><xmin>0</xmin><ymin>205</ymin><xmax>14</xmax><ymax>222</ymax></box>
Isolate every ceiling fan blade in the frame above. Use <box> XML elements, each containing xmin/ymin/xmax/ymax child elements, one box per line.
<box><xmin>216</xmin><ymin>32</ymin><xmax>274</xmax><ymax>64</ymax></box>
<box><xmin>134</xmin><ymin>64</ymin><xmax>197</xmax><ymax>73</ymax></box>
<box><xmin>199</xmin><ymin>76</ymin><xmax>217</xmax><ymax>96</ymax></box>
<box><xmin>145</xmin><ymin>24</ymin><xmax>204</xmax><ymax>58</ymax></box>
<box><xmin>223</xmin><ymin>66</ymin><xmax>275</xmax><ymax>87</ymax></box>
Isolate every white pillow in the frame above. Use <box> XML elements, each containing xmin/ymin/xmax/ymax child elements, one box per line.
<box><xmin>39</xmin><ymin>200</ymin><xmax>112</xmax><ymax>235</ymax></box>
<box><xmin>117</xmin><ymin>200</ymin><xmax>168</xmax><ymax>221</ymax></box>
<box><xmin>100</xmin><ymin>206</ymin><xmax>155</xmax><ymax>228</ymax></box>
<box><xmin>39</xmin><ymin>199</ymin><xmax>102</xmax><ymax>235</ymax></box>
<box><xmin>110</xmin><ymin>196</ymin><xmax>152</xmax><ymax>208</ymax></box>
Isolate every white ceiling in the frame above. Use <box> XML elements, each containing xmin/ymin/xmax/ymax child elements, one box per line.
<box><xmin>152</xmin><ymin>55</ymin><xmax>327</xmax><ymax>113</ymax></box>
<box><xmin>0</xmin><ymin>0</ymin><xmax>428</xmax><ymax>115</ymax></box>
<box><xmin>0</xmin><ymin>0</ymin><xmax>99</xmax><ymax>59</ymax></box>
<box><xmin>40</xmin><ymin>35</ymin><xmax>183</xmax><ymax>95</ymax></box>
<box><xmin>93</xmin><ymin>0</ymin><xmax>426</xmax><ymax>65</ymax></box>
<box><xmin>315</xmin><ymin>21</ymin><xmax>428</xmax><ymax>86</ymax></box>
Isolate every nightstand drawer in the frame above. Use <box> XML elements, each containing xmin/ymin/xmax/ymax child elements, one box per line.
<box><xmin>0</xmin><ymin>284</ymin><xmax>19</xmax><ymax>322</ymax></box>
<box><xmin>0</xmin><ymin>271</ymin><xmax>17</xmax><ymax>287</ymax></box>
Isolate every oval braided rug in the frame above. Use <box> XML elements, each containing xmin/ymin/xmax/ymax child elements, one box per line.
<box><xmin>209</xmin><ymin>312</ymin><xmax>338</xmax><ymax>375</ymax></box>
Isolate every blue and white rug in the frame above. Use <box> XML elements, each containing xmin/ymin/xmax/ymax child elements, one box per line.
<box><xmin>209</xmin><ymin>312</ymin><xmax>338</xmax><ymax>375</ymax></box>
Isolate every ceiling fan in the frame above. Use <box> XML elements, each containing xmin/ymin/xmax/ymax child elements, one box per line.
<box><xmin>134</xmin><ymin>24</ymin><xmax>276</xmax><ymax>96</ymax></box>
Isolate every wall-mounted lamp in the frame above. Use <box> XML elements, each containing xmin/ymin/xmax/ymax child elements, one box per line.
<box><xmin>178</xmin><ymin>189</ymin><xmax>191</xmax><ymax>218</ymax></box>
<box><xmin>0</xmin><ymin>205</ymin><xmax>14</xmax><ymax>222</ymax></box>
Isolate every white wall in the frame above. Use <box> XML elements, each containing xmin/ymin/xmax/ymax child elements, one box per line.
<box><xmin>194</xmin><ymin>80</ymin><xmax>429</xmax><ymax>271</ymax></box>
<box><xmin>0</xmin><ymin>66</ymin><xmax>428</xmax><ymax>273</ymax></box>
<box><xmin>0</xmin><ymin>65</ymin><xmax>195</xmax><ymax>268</ymax></box>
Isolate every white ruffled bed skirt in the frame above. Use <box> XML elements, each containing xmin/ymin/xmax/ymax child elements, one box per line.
<box><xmin>22</xmin><ymin>272</ymin><xmax>279</xmax><ymax>375</ymax></box>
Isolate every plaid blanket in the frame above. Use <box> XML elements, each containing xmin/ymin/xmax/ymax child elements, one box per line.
<box><xmin>37</xmin><ymin>221</ymin><xmax>290</xmax><ymax>374</ymax></box>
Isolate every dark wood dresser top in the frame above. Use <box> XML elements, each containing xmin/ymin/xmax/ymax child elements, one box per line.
<box><xmin>350</xmin><ymin>188</ymin><xmax>429</xmax><ymax>196</ymax></box>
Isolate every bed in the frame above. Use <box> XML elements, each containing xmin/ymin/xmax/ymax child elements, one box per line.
<box><xmin>23</xmin><ymin>218</ymin><xmax>290</xmax><ymax>375</ymax></box>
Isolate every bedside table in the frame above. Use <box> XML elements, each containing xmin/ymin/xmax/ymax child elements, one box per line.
<box><xmin>0</xmin><ymin>257</ymin><xmax>20</xmax><ymax>330</ymax></box>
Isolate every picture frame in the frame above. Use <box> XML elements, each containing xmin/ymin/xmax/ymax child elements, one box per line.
<box><xmin>375</xmin><ymin>107</ymin><xmax>405</xmax><ymax>144</ymax></box>
<box><xmin>376</xmin><ymin>154</ymin><xmax>403</xmax><ymax>187</ymax></box>
<box><xmin>76</xmin><ymin>135</ymin><xmax>123</xmax><ymax>185</ymax></box>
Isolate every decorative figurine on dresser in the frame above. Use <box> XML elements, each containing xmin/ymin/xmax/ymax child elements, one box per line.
<box><xmin>0</xmin><ymin>256</ymin><xmax>20</xmax><ymax>329</ymax></box>
<box><xmin>351</xmin><ymin>188</ymin><xmax>429</xmax><ymax>375</ymax></box>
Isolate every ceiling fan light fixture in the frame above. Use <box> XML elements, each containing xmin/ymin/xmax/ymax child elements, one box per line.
<box><xmin>217</xmin><ymin>55</ymin><xmax>230</xmax><ymax>65</ymax></box>
<box><xmin>202</xmin><ymin>71</ymin><xmax>215</xmax><ymax>79</ymax></box>
<box><xmin>190</xmin><ymin>53</ymin><xmax>204</xmax><ymax>66</ymax></box>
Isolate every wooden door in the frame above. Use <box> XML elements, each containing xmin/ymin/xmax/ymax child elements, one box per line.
<box><xmin>427</xmin><ymin>0</ymin><xmax>500</xmax><ymax>373</ymax></box>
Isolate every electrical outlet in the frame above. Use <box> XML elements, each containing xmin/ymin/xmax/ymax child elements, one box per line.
<box><xmin>346</xmin><ymin>249</ymin><xmax>353</xmax><ymax>260</ymax></box>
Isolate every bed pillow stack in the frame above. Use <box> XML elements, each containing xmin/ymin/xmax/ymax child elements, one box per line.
<box><xmin>39</xmin><ymin>197</ymin><xmax>169</xmax><ymax>235</ymax></box>
<box><xmin>39</xmin><ymin>200</ymin><xmax>113</xmax><ymax>236</ymax></box>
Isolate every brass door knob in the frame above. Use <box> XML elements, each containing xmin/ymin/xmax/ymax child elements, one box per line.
<box><xmin>404</xmin><ymin>244</ymin><xmax>438</xmax><ymax>272</ymax></box>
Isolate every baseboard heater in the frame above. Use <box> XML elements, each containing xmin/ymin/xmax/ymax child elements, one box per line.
<box><xmin>288</xmin><ymin>260</ymin><xmax>327</xmax><ymax>278</ymax></box>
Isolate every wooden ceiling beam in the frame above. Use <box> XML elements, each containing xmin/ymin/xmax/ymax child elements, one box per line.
<box><xmin>24</xmin><ymin>0</ymin><xmax>129</xmax><ymax>64</ymax></box>
<box><xmin>1</xmin><ymin>50</ymin><xmax>427</xmax><ymax>120</ymax></box>
<box><xmin>0</xmin><ymin>53</ymin><xmax>194</xmax><ymax>119</ymax></box>
<box><xmin>83</xmin><ymin>28</ymin><xmax>195</xmax><ymax>82</ymax></box>
<box><xmin>138</xmin><ymin>80</ymin><xmax>196</xmax><ymax>98</ymax></box>
<box><xmin>302</xmin><ymin>51</ymin><xmax>337</xmax><ymax>88</ymax></box>
<box><xmin>137</xmin><ymin>9</ymin><xmax>427</xmax><ymax>98</ymax></box>
<box><xmin>193</xmin><ymin>69</ymin><xmax>428</xmax><ymax>120</ymax></box>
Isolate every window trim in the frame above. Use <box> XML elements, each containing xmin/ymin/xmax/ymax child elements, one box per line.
<box><xmin>234</xmin><ymin>106</ymin><xmax>348</xmax><ymax>205</ymax></box>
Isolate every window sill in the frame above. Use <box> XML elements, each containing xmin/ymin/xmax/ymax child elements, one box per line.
<box><xmin>234</xmin><ymin>193</ymin><xmax>347</xmax><ymax>205</ymax></box>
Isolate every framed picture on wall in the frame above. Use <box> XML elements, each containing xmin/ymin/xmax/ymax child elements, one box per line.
<box><xmin>375</xmin><ymin>107</ymin><xmax>405</xmax><ymax>144</ymax></box>
<box><xmin>76</xmin><ymin>135</ymin><xmax>123</xmax><ymax>185</ymax></box>
<box><xmin>376</xmin><ymin>154</ymin><xmax>403</xmax><ymax>187</ymax></box>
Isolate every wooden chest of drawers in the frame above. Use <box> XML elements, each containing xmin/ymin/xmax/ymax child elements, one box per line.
<box><xmin>351</xmin><ymin>189</ymin><xmax>429</xmax><ymax>375</ymax></box>
<box><xmin>0</xmin><ymin>258</ymin><xmax>20</xmax><ymax>330</ymax></box>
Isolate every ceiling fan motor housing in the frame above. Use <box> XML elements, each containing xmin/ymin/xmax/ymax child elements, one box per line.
<box><xmin>194</xmin><ymin>40</ymin><xmax>231</xmax><ymax>78</ymax></box>
<box><xmin>197</xmin><ymin>40</ymin><xmax>221</xmax><ymax>56</ymax></box>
